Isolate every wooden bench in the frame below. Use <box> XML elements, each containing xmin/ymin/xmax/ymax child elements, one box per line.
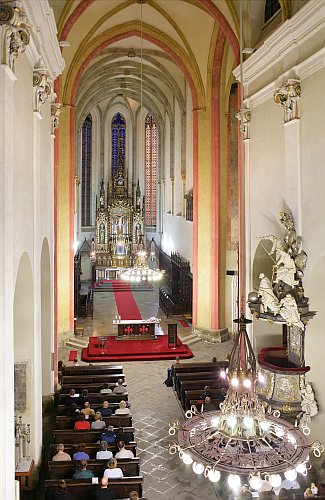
<box><xmin>62</xmin><ymin>374</ymin><xmax>125</xmax><ymax>385</ymax></box>
<box><xmin>48</xmin><ymin>458</ymin><xmax>140</xmax><ymax>479</ymax></box>
<box><xmin>53</xmin><ymin>428</ymin><xmax>134</xmax><ymax>445</ymax></box>
<box><xmin>178</xmin><ymin>380</ymin><xmax>225</xmax><ymax>405</ymax></box>
<box><xmin>184</xmin><ymin>389</ymin><xmax>225</xmax><ymax>410</ymax></box>
<box><xmin>58</xmin><ymin>403</ymin><xmax>121</xmax><ymax>415</ymax></box>
<box><xmin>61</xmin><ymin>382</ymin><xmax>126</xmax><ymax>393</ymax></box>
<box><xmin>63</xmin><ymin>365</ymin><xmax>124</xmax><ymax>376</ymax></box>
<box><xmin>56</xmin><ymin>415</ymin><xmax>132</xmax><ymax>430</ymax></box>
<box><xmin>44</xmin><ymin>476</ymin><xmax>143</xmax><ymax>500</ymax></box>
<box><xmin>172</xmin><ymin>361</ymin><xmax>228</xmax><ymax>377</ymax></box>
<box><xmin>50</xmin><ymin>442</ymin><xmax>137</xmax><ymax>459</ymax></box>
<box><xmin>59</xmin><ymin>393</ymin><xmax>128</xmax><ymax>404</ymax></box>
<box><xmin>174</xmin><ymin>370</ymin><xmax>227</xmax><ymax>393</ymax></box>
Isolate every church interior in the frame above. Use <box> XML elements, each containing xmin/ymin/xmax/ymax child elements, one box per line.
<box><xmin>1</xmin><ymin>0</ymin><xmax>325</xmax><ymax>498</ymax></box>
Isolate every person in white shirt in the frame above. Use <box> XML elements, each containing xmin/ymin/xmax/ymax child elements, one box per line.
<box><xmin>103</xmin><ymin>458</ymin><xmax>123</xmax><ymax>478</ymax></box>
<box><xmin>100</xmin><ymin>383</ymin><xmax>112</xmax><ymax>394</ymax></box>
<box><xmin>115</xmin><ymin>400</ymin><xmax>131</xmax><ymax>415</ymax></box>
<box><xmin>113</xmin><ymin>379</ymin><xmax>127</xmax><ymax>394</ymax></box>
<box><xmin>96</xmin><ymin>441</ymin><xmax>113</xmax><ymax>460</ymax></box>
<box><xmin>91</xmin><ymin>412</ymin><xmax>106</xmax><ymax>430</ymax></box>
<box><xmin>115</xmin><ymin>441</ymin><xmax>134</xmax><ymax>459</ymax></box>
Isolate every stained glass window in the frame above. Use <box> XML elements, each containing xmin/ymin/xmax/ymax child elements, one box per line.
<box><xmin>81</xmin><ymin>114</ymin><xmax>92</xmax><ymax>227</ymax></box>
<box><xmin>264</xmin><ymin>0</ymin><xmax>281</xmax><ymax>23</ymax></box>
<box><xmin>111</xmin><ymin>113</ymin><xmax>126</xmax><ymax>178</ymax></box>
<box><xmin>145</xmin><ymin>115</ymin><xmax>157</xmax><ymax>227</ymax></box>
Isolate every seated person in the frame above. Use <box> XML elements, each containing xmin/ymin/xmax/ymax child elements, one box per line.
<box><xmin>66</xmin><ymin>388</ymin><xmax>79</xmax><ymax>407</ymax></box>
<box><xmin>94</xmin><ymin>477</ymin><xmax>115</xmax><ymax>500</ymax></box>
<box><xmin>81</xmin><ymin>401</ymin><xmax>96</xmax><ymax>419</ymax></box>
<box><xmin>74</xmin><ymin>413</ymin><xmax>90</xmax><ymax>430</ymax></box>
<box><xmin>100</xmin><ymin>425</ymin><xmax>116</xmax><ymax>444</ymax></box>
<box><xmin>52</xmin><ymin>479</ymin><xmax>72</xmax><ymax>500</ymax></box>
<box><xmin>113</xmin><ymin>379</ymin><xmax>127</xmax><ymax>394</ymax></box>
<box><xmin>115</xmin><ymin>400</ymin><xmax>130</xmax><ymax>415</ymax></box>
<box><xmin>78</xmin><ymin>389</ymin><xmax>90</xmax><ymax>407</ymax></box>
<box><xmin>72</xmin><ymin>443</ymin><xmax>89</xmax><ymax>461</ymax></box>
<box><xmin>96</xmin><ymin>441</ymin><xmax>113</xmax><ymax>460</ymax></box>
<box><xmin>103</xmin><ymin>457</ymin><xmax>123</xmax><ymax>479</ymax></box>
<box><xmin>66</xmin><ymin>402</ymin><xmax>80</xmax><ymax>418</ymax></box>
<box><xmin>200</xmin><ymin>385</ymin><xmax>213</xmax><ymax>400</ymax></box>
<box><xmin>115</xmin><ymin>441</ymin><xmax>134</xmax><ymax>459</ymax></box>
<box><xmin>52</xmin><ymin>443</ymin><xmax>71</xmax><ymax>462</ymax></box>
<box><xmin>129</xmin><ymin>493</ymin><xmax>140</xmax><ymax>500</ymax></box>
<box><xmin>91</xmin><ymin>412</ymin><xmax>106</xmax><ymax>430</ymax></box>
<box><xmin>72</xmin><ymin>459</ymin><xmax>94</xmax><ymax>479</ymax></box>
<box><xmin>115</xmin><ymin>427</ymin><xmax>131</xmax><ymax>445</ymax></box>
<box><xmin>100</xmin><ymin>383</ymin><xmax>112</xmax><ymax>394</ymax></box>
<box><xmin>203</xmin><ymin>396</ymin><xmax>217</xmax><ymax>412</ymax></box>
<box><xmin>100</xmin><ymin>401</ymin><xmax>113</xmax><ymax>417</ymax></box>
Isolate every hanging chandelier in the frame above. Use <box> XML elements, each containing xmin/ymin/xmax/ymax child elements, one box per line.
<box><xmin>168</xmin><ymin>316</ymin><xmax>323</xmax><ymax>493</ymax></box>
<box><xmin>119</xmin><ymin>249</ymin><xmax>164</xmax><ymax>282</ymax></box>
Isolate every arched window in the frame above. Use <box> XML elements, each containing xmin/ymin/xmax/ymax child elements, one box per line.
<box><xmin>264</xmin><ymin>0</ymin><xmax>281</xmax><ymax>23</ymax></box>
<box><xmin>81</xmin><ymin>114</ymin><xmax>92</xmax><ymax>227</ymax></box>
<box><xmin>111</xmin><ymin>112</ymin><xmax>126</xmax><ymax>178</ymax></box>
<box><xmin>145</xmin><ymin>115</ymin><xmax>157</xmax><ymax>227</ymax></box>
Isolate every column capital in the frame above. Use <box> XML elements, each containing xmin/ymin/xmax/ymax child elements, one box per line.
<box><xmin>0</xmin><ymin>2</ymin><xmax>30</xmax><ymax>72</ymax></box>
<box><xmin>274</xmin><ymin>79</ymin><xmax>301</xmax><ymax>123</ymax></box>
<box><xmin>33</xmin><ymin>69</ymin><xmax>52</xmax><ymax>113</ymax></box>
<box><xmin>236</xmin><ymin>108</ymin><xmax>251</xmax><ymax>140</ymax></box>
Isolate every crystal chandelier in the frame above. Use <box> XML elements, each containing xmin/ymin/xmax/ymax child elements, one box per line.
<box><xmin>119</xmin><ymin>249</ymin><xmax>164</xmax><ymax>282</ymax></box>
<box><xmin>168</xmin><ymin>316</ymin><xmax>323</xmax><ymax>493</ymax></box>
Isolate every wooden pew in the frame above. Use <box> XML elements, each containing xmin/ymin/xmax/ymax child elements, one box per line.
<box><xmin>48</xmin><ymin>458</ymin><xmax>140</xmax><ymax>479</ymax></box>
<box><xmin>62</xmin><ymin>374</ymin><xmax>125</xmax><ymax>385</ymax></box>
<box><xmin>174</xmin><ymin>369</ymin><xmax>226</xmax><ymax>392</ymax></box>
<box><xmin>63</xmin><ymin>365</ymin><xmax>124</xmax><ymax>376</ymax></box>
<box><xmin>61</xmin><ymin>382</ymin><xmax>126</xmax><ymax>393</ymax></box>
<box><xmin>58</xmin><ymin>403</ymin><xmax>121</xmax><ymax>415</ymax></box>
<box><xmin>59</xmin><ymin>393</ymin><xmax>128</xmax><ymax>404</ymax></box>
<box><xmin>56</xmin><ymin>415</ymin><xmax>132</xmax><ymax>429</ymax></box>
<box><xmin>44</xmin><ymin>477</ymin><xmax>143</xmax><ymax>500</ymax></box>
<box><xmin>50</xmin><ymin>442</ymin><xmax>137</xmax><ymax>459</ymax></box>
<box><xmin>178</xmin><ymin>380</ymin><xmax>225</xmax><ymax>405</ymax></box>
<box><xmin>184</xmin><ymin>389</ymin><xmax>225</xmax><ymax>410</ymax></box>
<box><xmin>172</xmin><ymin>361</ymin><xmax>228</xmax><ymax>378</ymax></box>
<box><xmin>53</xmin><ymin>428</ymin><xmax>134</xmax><ymax>444</ymax></box>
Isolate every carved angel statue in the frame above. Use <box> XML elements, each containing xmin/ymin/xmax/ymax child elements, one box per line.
<box><xmin>301</xmin><ymin>383</ymin><xmax>318</xmax><ymax>419</ymax></box>
<box><xmin>258</xmin><ymin>273</ymin><xmax>280</xmax><ymax>315</ymax></box>
<box><xmin>279</xmin><ymin>294</ymin><xmax>304</xmax><ymax>330</ymax></box>
<box><xmin>275</xmin><ymin>247</ymin><xmax>298</xmax><ymax>288</ymax></box>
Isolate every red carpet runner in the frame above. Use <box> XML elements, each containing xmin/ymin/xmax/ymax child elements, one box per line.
<box><xmin>112</xmin><ymin>281</ymin><xmax>142</xmax><ymax>320</ymax></box>
<box><xmin>82</xmin><ymin>335</ymin><xmax>193</xmax><ymax>362</ymax></box>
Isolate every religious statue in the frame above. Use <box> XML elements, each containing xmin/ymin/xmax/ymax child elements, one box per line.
<box><xmin>99</xmin><ymin>222</ymin><xmax>105</xmax><ymax>244</ymax></box>
<box><xmin>275</xmin><ymin>246</ymin><xmax>298</xmax><ymax>288</ymax></box>
<box><xmin>300</xmin><ymin>383</ymin><xmax>318</xmax><ymax>421</ymax></box>
<box><xmin>279</xmin><ymin>294</ymin><xmax>305</xmax><ymax>330</ymax></box>
<box><xmin>258</xmin><ymin>273</ymin><xmax>280</xmax><ymax>315</ymax></box>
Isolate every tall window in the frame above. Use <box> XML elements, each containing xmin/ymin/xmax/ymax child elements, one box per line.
<box><xmin>111</xmin><ymin>113</ymin><xmax>126</xmax><ymax>178</ymax></box>
<box><xmin>264</xmin><ymin>0</ymin><xmax>281</xmax><ymax>23</ymax></box>
<box><xmin>145</xmin><ymin>115</ymin><xmax>157</xmax><ymax>227</ymax></box>
<box><xmin>81</xmin><ymin>114</ymin><xmax>92</xmax><ymax>227</ymax></box>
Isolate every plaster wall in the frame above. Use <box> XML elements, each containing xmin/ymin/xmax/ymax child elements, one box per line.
<box><xmin>161</xmin><ymin>214</ymin><xmax>193</xmax><ymax>265</ymax></box>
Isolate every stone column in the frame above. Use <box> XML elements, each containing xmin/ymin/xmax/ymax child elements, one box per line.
<box><xmin>274</xmin><ymin>79</ymin><xmax>302</xmax><ymax>232</ymax></box>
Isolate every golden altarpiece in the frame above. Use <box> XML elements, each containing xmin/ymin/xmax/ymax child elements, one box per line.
<box><xmin>94</xmin><ymin>166</ymin><xmax>144</xmax><ymax>280</ymax></box>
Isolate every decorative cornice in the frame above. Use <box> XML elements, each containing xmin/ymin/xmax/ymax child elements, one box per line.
<box><xmin>274</xmin><ymin>79</ymin><xmax>301</xmax><ymax>123</ymax></box>
<box><xmin>0</xmin><ymin>2</ymin><xmax>30</xmax><ymax>73</ymax></box>
<box><xmin>33</xmin><ymin>69</ymin><xmax>52</xmax><ymax>113</ymax></box>
<box><xmin>233</xmin><ymin>0</ymin><xmax>325</xmax><ymax>95</ymax></box>
<box><xmin>51</xmin><ymin>102</ymin><xmax>62</xmax><ymax>134</ymax></box>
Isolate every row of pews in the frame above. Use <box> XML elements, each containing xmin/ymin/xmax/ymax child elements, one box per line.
<box><xmin>172</xmin><ymin>361</ymin><xmax>229</xmax><ymax>411</ymax></box>
<box><xmin>45</xmin><ymin>364</ymin><xmax>144</xmax><ymax>500</ymax></box>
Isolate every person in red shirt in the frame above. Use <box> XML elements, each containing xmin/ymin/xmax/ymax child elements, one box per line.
<box><xmin>74</xmin><ymin>413</ymin><xmax>90</xmax><ymax>430</ymax></box>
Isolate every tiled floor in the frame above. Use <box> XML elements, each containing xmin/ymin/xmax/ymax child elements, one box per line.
<box><xmin>59</xmin><ymin>283</ymin><xmax>233</xmax><ymax>499</ymax></box>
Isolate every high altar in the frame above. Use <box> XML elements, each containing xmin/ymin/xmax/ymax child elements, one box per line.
<box><xmin>94</xmin><ymin>156</ymin><xmax>144</xmax><ymax>280</ymax></box>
